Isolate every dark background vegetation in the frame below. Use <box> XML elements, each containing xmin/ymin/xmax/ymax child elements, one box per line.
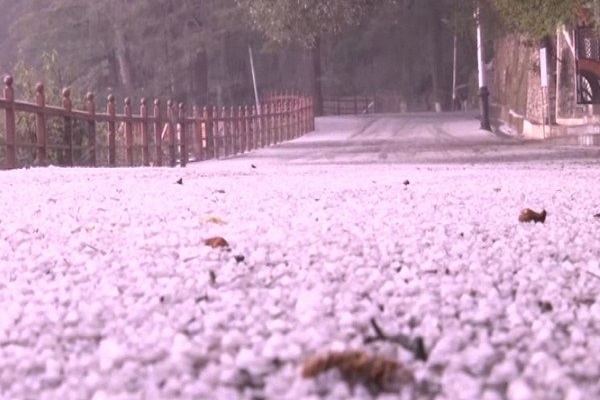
<box><xmin>0</xmin><ymin>0</ymin><xmax>593</xmax><ymax>113</ymax></box>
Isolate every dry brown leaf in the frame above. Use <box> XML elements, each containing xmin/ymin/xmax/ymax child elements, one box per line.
<box><xmin>204</xmin><ymin>237</ymin><xmax>229</xmax><ymax>248</ymax></box>
<box><xmin>301</xmin><ymin>350</ymin><xmax>413</xmax><ymax>390</ymax></box>
<box><xmin>204</xmin><ymin>216</ymin><xmax>227</xmax><ymax>225</ymax></box>
<box><xmin>518</xmin><ymin>208</ymin><xmax>546</xmax><ymax>223</ymax></box>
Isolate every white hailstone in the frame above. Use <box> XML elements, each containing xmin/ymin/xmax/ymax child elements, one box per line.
<box><xmin>90</xmin><ymin>390</ymin><xmax>109</xmax><ymax>400</ymax></box>
<box><xmin>169</xmin><ymin>333</ymin><xmax>194</xmax><ymax>364</ymax></box>
<box><xmin>489</xmin><ymin>359</ymin><xmax>520</xmax><ymax>385</ymax></box>
<box><xmin>565</xmin><ymin>386</ymin><xmax>585</xmax><ymax>400</ymax></box>
<box><xmin>63</xmin><ymin>309</ymin><xmax>80</xmax><ymax>326</ymax></box>
<box><xmin>464</xmin><ymin>341</ymin><xmax>500</xmax><ymax>376</ymax></box>
<box><xmin>427</xmin><ymin>335</ymin><xmax>462</xmax><ymax>368</ymax></box>
<box><xmin>294</xmin><ymin>290</ymin><xmax>322</xmax><ymax>324</ymax></box>
<box><xmin>506</xmin><ymin>378</ymin><xmax>533</xmax><ymax>400</ymax></box>
<box><xmin>265</xmin><ymin>318</ymin><xmax>288</xmax><ymax>333</ymax></box>
<box><xmin>262</xmin><ymin>333</ymin><xmax>286</xmax><ymax>359</ymax></box>
<box><xmin>328</xmin><ymin>381</ymin><xmax>351</xmax><ymax>399</ymax></box>
<box><xmin>221</xmin><ymin>329</ymin><xmax>245</xmax><ymax>350</ymax></box>
<box><xmin>97</xmin><ymin>338</ymin><xmax>127</xmax><ymax>372</ymax></box>
<box><xmin>481</xmin><ymin>389</ymin><xmax>504</xmax><ymax>400</ymax></box>
<box><xmin>41</xmin><ymin>357</ymin><xmax>63</xmax><ymax>388</ymax></box>
<box><xmin>84</xmin><ymin>370</ymin><xmax>103</xmax><ymax>390</ymax></box>
<box><xmin>569</xmin><ymin>325</ymin><xmax>586</xmax><ymax>345</ymax></box>
<box><xmin>587</xmin><ymin>259</ymin><xmax>600</xmax><ymax>276</ymax></box>
<box><xmin>441</xmin><ymin>370</ymin><xmax>482</xmax><ymax>400</ymax></box>
<box><xmin>235</xmin><ymin>347</ymin><xmax>256</xmax><ymax>370</ymax></box>
<box><xmin>281</xmin><ymin>342</ymin><xmax>303</xmax><ymax>361</ymax></box>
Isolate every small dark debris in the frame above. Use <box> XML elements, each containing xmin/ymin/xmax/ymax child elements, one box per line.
<box><xmin>519</xmin><ymin>208</ymin><xmax>546</xmax><ymax>223</ymax></box>
<box><xmin>209</xmin><ymin>270</ymin><xmax>216</xmax><ymax>286</ymax></box>
<box><xmin>215</xmin><ymin>189</ymin><xmax>226</xmax><ymax>194</ymax></box>
<box><xmin>159</xmin><ymin>296</ymin><xmax>166</xmax><ymax>303</ymax></box>
<box><xmin>412</xmin><ymin>337</ymin><xmax>427</xmax><ymax>362</ymax></box>
<box><xmin>403</xmin><ymin>180</ymin><xmax>410</xmax><ymax>186</ymax></box>
<box><xmin>234</xmin><ymin>254</ymin><xmax>245</xmax><ymax>263</ymax></box>
<box><xmin>365</xmin><ymin>318</ymin><xmax>428</xmax><ymax>362</ymax></box>
<box><xmin>195</xmin><ymin>295</ymin><xmax>209</xmax><ymax>303</ymax></box>
<box><xmin>594</xmin><ymin>213</ymin><xmax>600</xmax><ymax>219</ymax></box>
<box><xmin>537</xmin><ymin>300</ymin><xmax>553</xmax><ymax>313</ymax></box>
<box><xmin>251</xmin><ymin>164</ymin><xmax>257</xmax><ymax>169</ymax></box>
<box><xmin>204</xmin><ymin>236</ymin><xmax>229</xmax><ymax>248</ymax></box>
<box><xmin>176</xmin><ymin>178</ymin><xmax>183</xmax><ymax>185</ymax></box>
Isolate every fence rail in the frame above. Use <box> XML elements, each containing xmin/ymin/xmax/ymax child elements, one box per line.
<box><xmin>323</xmin><ymin>96</ymin><xmax>375</xmax><ymax>115</ymax></box>
<box><xmin>0</xmin><ymin>75</ymin><xmax>315</xmax><ymax>169</ymax></box>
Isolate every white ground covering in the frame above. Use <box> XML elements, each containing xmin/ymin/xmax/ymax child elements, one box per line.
<box><xmin>1</xmin><ymin>113</ymin><xmax>600</xmax><ymax>400</ymax></box>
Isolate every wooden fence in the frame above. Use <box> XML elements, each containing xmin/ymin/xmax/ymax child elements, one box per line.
<box><xmin>0</xmin><ymin>75</ymin><xmax>314</xmax><ymax>169</ymax></box>
<box><xmin>323</xmin><ymin>95</ymin><xmax>375</xmax><ymax>115</ymax></box>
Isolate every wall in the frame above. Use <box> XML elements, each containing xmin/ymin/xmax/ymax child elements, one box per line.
<box><xmin>490</xmin><ymin>30</ymin><xmax>593</xmax><ymax>139</ymax></box>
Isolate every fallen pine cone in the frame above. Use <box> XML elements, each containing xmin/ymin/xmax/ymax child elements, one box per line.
<box><xmin>301</xmin><ymin>350</ymin><xmax>413</xmax><ymax>391</ymax></box>
<box><xmin>519</xmin><ymin>208</ymin><xmax>546</xmax><ymax>223</ymax></box>
<box><xmin>204</xmin><ymin>236</ymin><xmax>229</xmax><ymax>248</ymax></box>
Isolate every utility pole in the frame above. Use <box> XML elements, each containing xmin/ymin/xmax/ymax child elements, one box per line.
<box><xmin>476</xmin><ymin>4</ymin><xmax>491</xmax><ymax>131</ymax></box>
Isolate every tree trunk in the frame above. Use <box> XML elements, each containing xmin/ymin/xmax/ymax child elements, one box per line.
<box><xmin>191</xmin><ymin>50</ymin><xmax>209</xmax><ymax>105</ymax></box>
<box><xmin>312</xmin><ymin>36</ymin><xmax>324</xmax><ymax>116</ymax></box>
<box><xmin>114</xmin><ymin>26</ymin><xmax>134</xmax><ymax>92</ymax></box>
<box><xmin>429</xmin><ymin>0</ymin><xmax>443</xmax><ymax>112</ymax></box>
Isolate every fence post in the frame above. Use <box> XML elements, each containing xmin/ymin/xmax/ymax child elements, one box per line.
<box><xmin>274</xmin><ymin>99</ymin><xmax>280</xmax><ymax>144</ymax></box>
<box><xmin>140</xmin><ymin>98</ymin><xmax>150</xmax><ymax>166</ymax></box>
<box><xmin>179</xmin><ymin>102</ymin><xmax>187</xmax><ymax>167</ymax></box>
<box><xmin>270</xmin><ymin>102</ymin><xmax>276</xmax><ymax>145</ymax></box>
<box><xmin>233</xmin><ymin>106</ymin><xmax>241</xmax><ymax>155</ymax></box>
<box><xmin>291</xmin><ymin>96</ymin><xmax>297</xmax><ymax>139</ymax></box>
<box><xmin>61</xmin><ymin>88</ymin><xmax>73</xmax><ymax>166</ymax></box>
<box><xmin>249</xmin><ymin>105</ymin><xmax>256</xmax><ymax>151</ymax></box>
<box><xmin>167</xmin><ymin>100</ymin><xmax>176</xmax><ymax>167</ymax></box>
<box><xmin>285</xmin><ymin>97</ymin><xmax>291</xmax><ymax>141</ymax></box>
<box><xmin>153</xmin><ymin>99</ymin><xmax>162</xmax><ymax>167</ymax></box>
<box><xmin>242</xmin><ymin>105</ymin><xmax>249</xmax><ymax>153</ymax></box>
<box><xmin>264</xmin><ymin>102</ymin><xmax>270</xmax><ymax>146</ymax></box>
<box><xmin>310</xmin><ymin>97</ymin><xmax>315</xmax><ymax>131</ymax></box>
<box><xmin>212</xmin><ymin>106</ymin><xmax>220</xmax><ymax>159</ymax></box>
<box><xmin>107</xmin><ymin>94</ymin><xmax>116</xmax><ymax>166</ymax></box>
<box><xmin>265</xmin><ymin>103</ymin><xmax>271</xmax><ymax>147</ymax></box>
<box><xmin>124</xmin><ymin>97</ymin><xmax>133</xmax><ymax>166</ymax></box>
<box><xmin>192</xmin><ymin>106</ymin><xmax>202</xmax><ymax>161</ymax></box>
<box><xmin>86</xmin><ymin>92</ymin><xmax>97</xmax><ymax>166</ymax></box>
<box><xmin>204</xmin><ymin>106</ymin><xmax>214</xmax><ymax>160</ymax></box>
<box><xmin>3</xmin><ymin>75</ymin><xmax>16</xmax><ymax>169</ymax></box>
<box><xmin>34</xmin><ymin>82</ymin><xmax>48</xmax><ymax>166</ymax></box>
<box><xmin>221</xmin><ymin>106</ymin><xmax>228</xmax><ymax>157</ymax></box>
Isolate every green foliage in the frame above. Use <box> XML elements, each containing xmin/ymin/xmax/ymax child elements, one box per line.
<box><xmin>11</xmin><ymin>50</ymin><xmax>87</xmax><ymax>166</ymax></box>
<box><xmin>236</xmin><ymin>0</ymin><xmax>383</xmax><ymax>47</ymax></box>
<box><xmin>490</xmin><ymin>0</ymin><xmax>585</xmax><ymax>38</ymax></box>
<box><xmin>6</xmin><ymin>0</ymin><xmax>241</xmax><ymax>103</ymax></box>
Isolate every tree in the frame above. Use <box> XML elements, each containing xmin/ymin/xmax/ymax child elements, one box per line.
<box><xmin>489</xmin><ymin>0</ymin><xmax>586</xmax><ymax>38</ymax></box>
<box><xmin>6</xmin><ymin>0</ymin><xmax>241</xmax><ymax>104</ymax></box>
<box><xmin>236</xmin><ymin>0</ymin><xmax>381</xmax><ymax>115</ymax></box>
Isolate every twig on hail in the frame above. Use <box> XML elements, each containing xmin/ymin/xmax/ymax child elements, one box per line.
<box><xmin>365</xmin><ymin>318</ymin><xmax>427</xmax><ymax>361</ymax></box>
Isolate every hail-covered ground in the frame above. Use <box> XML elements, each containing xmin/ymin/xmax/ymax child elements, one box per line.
<box><xmin>1</xmin><ymin>112</ymin><xmax>600</xmax><ymax>400</ymax></box>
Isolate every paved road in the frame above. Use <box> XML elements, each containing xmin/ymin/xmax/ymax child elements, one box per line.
<box><xmin>239</xmin><ymin>112</ymin><xmax>600</xmax><ymax>166</ymax></box>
